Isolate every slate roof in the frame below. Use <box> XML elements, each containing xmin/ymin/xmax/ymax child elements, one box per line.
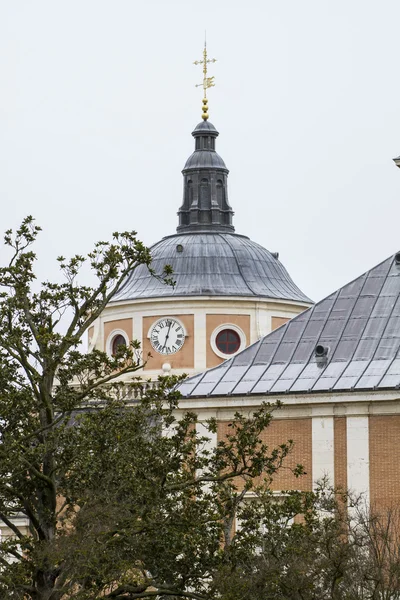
<box><xmin>179</xmin><ymin>252</ymin><xmax>400</xmax><ymax>398</ymax></box>
<box><xmin>113</xmin><ymin>232</ymin><xmax>312</xmax><ymax>303</ymax></box>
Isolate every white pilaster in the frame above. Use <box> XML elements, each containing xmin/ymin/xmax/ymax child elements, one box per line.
<box><xmin>132</xmin><ymin>314</ymin><xmax>143</xmax><ymax>346</ymax></box>
<box><xmin>194</xmin><ymin>312</ymin><xmax>207</xmax><ymax>371</ymax></box>
<box><xmin>97</xmin><ymin>316</ymin><xmax>105</xmax><ymax>351</ymax></box>
<box><xmin>196</xmin><ymin>420</ymin><xmax>217</xmax><ymax>485</ymax></box>
<box><xmin>312</xmin><ymin>416</ymin><xmax>334</xmax><ymax>488</ymax></box>
<box><xmin>196</xmin><ymin>421</ymin><xmax>218</xmax><ymax>455</ymax></box>
<box><xmin>347</xmin><ymin>416</ymin><xmax>369</xmax><ymax>504</ymax></box>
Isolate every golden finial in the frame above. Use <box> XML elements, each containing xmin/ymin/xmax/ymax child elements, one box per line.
<box><xmin>194</xmin><ymin>39</ymin><xmax>216</xmax><ymax>120</ymax></box>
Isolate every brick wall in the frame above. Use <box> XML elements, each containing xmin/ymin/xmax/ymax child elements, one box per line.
<box><xmin>369</xmin><ymin>415</ymin><xmax>400</xmax><ymax>511</ymax></box>
<box><xmin>334</xmin><ymin>417</ymin><xmax>347</xmax><ymax>491</ymax></box>
<box><xmin>217</xmin><ymin>418</ymin><xmax>312</xmax><ymax>492</ymax></box>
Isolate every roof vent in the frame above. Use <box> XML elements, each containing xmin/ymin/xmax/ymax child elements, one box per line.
<box><xmin>271</xmin><ymin>252</ymin><xmax>279</xmax><ymax>259</ymax></box>
<box><xmin>315</xmin><ymin>344</ymin><xmax>329</xmax><ymax>358</ymax></box>
<box><xmin>395</xmin><ymin>252</ymin><xmax>400</xmax><ymax>265</ymax></box>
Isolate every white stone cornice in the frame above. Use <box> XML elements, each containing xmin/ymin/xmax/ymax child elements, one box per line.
<box><xmin>105</xmin><ymin>295</ymin><xmax>311</xmax><ymax>311</ymax></box>
<box><xmin>176</xmin><ymin>390</ymin><xmax>400</xmax><ymax>419</ymax></box>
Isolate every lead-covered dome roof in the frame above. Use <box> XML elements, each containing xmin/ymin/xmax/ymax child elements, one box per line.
<box><xmin>183</xmin><ymin>151</ymin><xmax>227</xmax><ymax>171</ymax></box>
<box><xmin>113</xmin><ymin>232</ymin><xmax>311</xmax><ymax>303</ymax></box>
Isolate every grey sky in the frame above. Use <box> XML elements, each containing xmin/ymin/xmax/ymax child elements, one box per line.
<box><xmin>1</xmin><ymin>0</ymin><xmax>399</xmax><ymax>303</ymax></box>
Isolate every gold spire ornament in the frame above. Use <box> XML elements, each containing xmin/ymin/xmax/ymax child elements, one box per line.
<box><xmin>194</xmin><ymin>41</ymin><xmax>216</xmax><ymax>120</ymax></box>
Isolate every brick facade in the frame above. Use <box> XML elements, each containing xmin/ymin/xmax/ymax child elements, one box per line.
<box><xmin>369</xmin><ymin>415</ymin><xmax>400</xmax><ymax>511</ymax></box>
<box><xmin>217</xmin><ymin>418</ymin><xmax>312</xmax><ymax>492</ymax></box>
<box><xmin>334</xmin><ymin>417</ymin><xmax>347</xmax><ymax>491</ymax></box>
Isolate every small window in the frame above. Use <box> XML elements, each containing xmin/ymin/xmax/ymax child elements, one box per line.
<box><xmin>215</xmin><ymin>329</ymin><xmax>241</xmax><ymax>355</ymax></box>
<box><xmin>111</xmin><ymin>334</ymin><xmax>127</xmax><ymax>355</ymax></box>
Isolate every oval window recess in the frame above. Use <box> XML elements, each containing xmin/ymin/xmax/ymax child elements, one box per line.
<box><xmin>215</xmin><ymin>329</ymin><xmax>241</xmax><ymax>355</ymax></box>
<box><xmin>111</xmin><ymin>334</ymin><xmax>127</xmax><ymax>356</ymax></box>
<box><xmin>176</xmin><ymin>244</ymin><xmax>184</xmax><ymax>253</ymax></box>
<box><xmin>210</xmin><ymin>324</ymin><xmax>246</xmax><ymax>359</ymax></box>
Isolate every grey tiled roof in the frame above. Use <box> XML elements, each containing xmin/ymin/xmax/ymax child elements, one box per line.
<box><xmin>113</xmin><ymin>232</ymin><xmax>312</xmax><ymax>303</ymax></box>
<box><xmin>179</xmin><ymin>252</ymin><xmax>400</xmax><ymax>398</ymax></box>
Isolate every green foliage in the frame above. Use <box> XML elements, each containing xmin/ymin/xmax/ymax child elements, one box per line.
<box><xmin>0</xmin><ymin>218</ymin><xmax>174</xmax><ymax>598</ymax></box>
<box><xmin>0</xmin><ymin>218</ymin><xmax>299</xmax><ymax>600</ymax></box>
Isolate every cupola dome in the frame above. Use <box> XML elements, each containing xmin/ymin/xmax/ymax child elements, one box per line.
<box><xmin>113</xmin><ymin>115</ymin><xmax>311</xmax><ymax>305</ymax></box>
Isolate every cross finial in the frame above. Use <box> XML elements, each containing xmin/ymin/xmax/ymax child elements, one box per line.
<box><xmin>194</xmin><ymin>39</ymin><xmax>216</xmax><ymax>120</ymax></box>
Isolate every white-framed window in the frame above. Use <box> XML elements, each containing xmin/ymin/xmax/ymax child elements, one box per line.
<box><xmin>210</xmin><ymin>323</ymin><xmax>246</xmax><ymax>359</ymax></box>
<box><xmin>106</xmin><ymin>329</ymin><xmax>130</xmax><ymax>357</ymax></box>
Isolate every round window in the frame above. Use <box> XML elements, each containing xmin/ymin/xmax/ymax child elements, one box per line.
<box><xmin>215</xmin><ymin>329</ymin><xmax>241</xmax><ymax>355</ymax></box>
<box><xmin>111</xmin><ymin>334</ymin><xmax>127</xmax><ymax>355</ymax></box>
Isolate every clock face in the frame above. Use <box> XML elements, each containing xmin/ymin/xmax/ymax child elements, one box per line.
<box><xmin>150</xmin><ymin>318</ymin><xmax>185</xmax><ymax>355</ymax></box>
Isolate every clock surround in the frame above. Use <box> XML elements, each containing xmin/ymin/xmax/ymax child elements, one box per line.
<box><xmin>149</xmin><ymin>317</ymin><xmax>186</xmax><ymax>355</ymax></box>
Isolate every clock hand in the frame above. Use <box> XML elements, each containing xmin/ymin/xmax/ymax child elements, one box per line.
<box><xmin>162</xmin><ymin>323</ymin><xmax>172</xmax><ymax>352</ymax></box>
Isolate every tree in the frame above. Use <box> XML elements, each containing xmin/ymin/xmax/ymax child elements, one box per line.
<box><xmin>0</xmin><ymin>218</ymin><xmax>300</xmax><ymax>600</ymax></box>
<box><xmin>214</xmin><ymin>485</ymin><xmax>400</xmax><ymax>600</ymax></box>
<box><xmin>213</xmin><ymin>483</ymin><xmax>356</xmax><ymax>600</ymax></box>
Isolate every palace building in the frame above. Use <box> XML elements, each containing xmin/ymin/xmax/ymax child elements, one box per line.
<box><xmin>90</xmin><ymin>49</ymin><xmax>400</xmax><ymax>512</ymax></box>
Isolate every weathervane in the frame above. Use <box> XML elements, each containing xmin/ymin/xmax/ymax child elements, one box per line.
<box><xmin>194</xmin><ymin>39</ymin><xmax>216</xmax><ymax>121</ymax></box>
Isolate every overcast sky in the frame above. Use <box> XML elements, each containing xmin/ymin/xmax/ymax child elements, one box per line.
<box><xmin>1</xmin><ymin>0</ymin><xmax>400</xmax><ymax>303</ymax></box>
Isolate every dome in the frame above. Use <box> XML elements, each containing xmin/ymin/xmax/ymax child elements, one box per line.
<box><xmin>183</xmin><ymin>150</ymin><xmax>227</xmax><ymax>171</ymax></box>
<box><xmin>113</xmin><ymin>232</ymin><xmax>311</xmax><ymax>303</ymax></box>
<box><xmin>192</xmin><ymin>120</ymin><xmax>219</xmax><ymax>134</ymax></box>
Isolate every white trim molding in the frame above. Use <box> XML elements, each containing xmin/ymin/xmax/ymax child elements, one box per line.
<box><xmin>88</xmin><ymin>318</ymin><xmax>100</xmax><ymax>352</ymax></box>
<box><xmin>210</xmin><ymin>323</ymin><xmax>247</xmax><ymax>360</ymax></box>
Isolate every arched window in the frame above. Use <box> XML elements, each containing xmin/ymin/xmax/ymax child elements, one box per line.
<box><xmin>200</xmin><ymin>178</ymin><xmax>210</xmax><ymax>210</ymax></box>
<box><xmin>187</xmin><ymin>180</ymin><xmax>193</xmax><ymax>206</ymax></box>
<box><xmin>216</xmin><ymin>179</ymin><xmax>224</xmax><ymax>207</ymax></box>
<box><xmin>111</xmin><ymin>334</ymin><xmax>127</xmax><ymax>356</ymax></box>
